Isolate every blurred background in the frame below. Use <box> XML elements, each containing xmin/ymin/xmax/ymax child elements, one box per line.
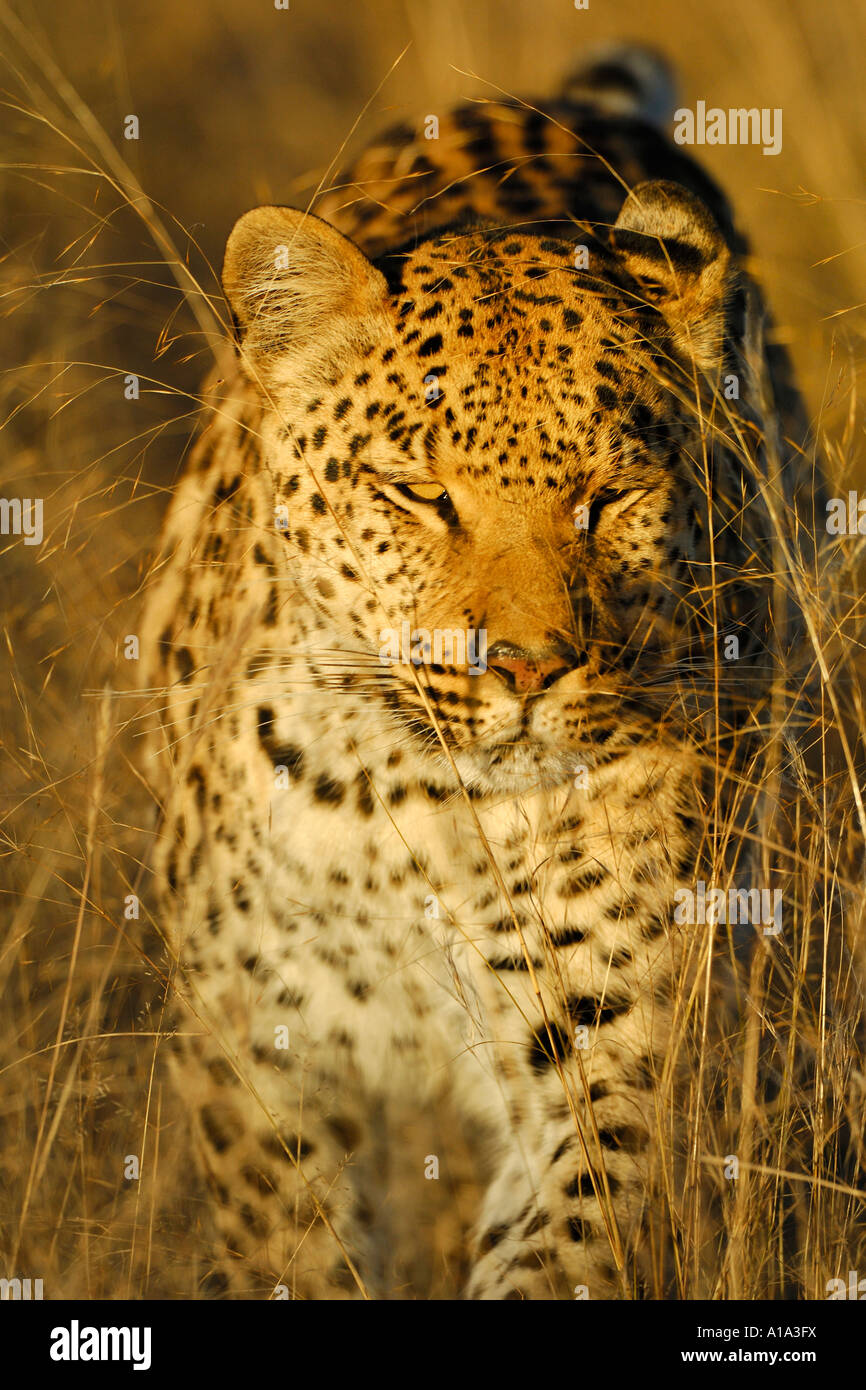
<box><xmin>1</xmin><ymin>0</ymin><xmax>864</xmax><ymax>1297</ymax></box>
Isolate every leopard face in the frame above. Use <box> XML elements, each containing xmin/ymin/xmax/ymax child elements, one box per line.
<box><xmin>223</xmin><ymin>186</ymin><xmax>752</xmax><ymax>794</ymax></box>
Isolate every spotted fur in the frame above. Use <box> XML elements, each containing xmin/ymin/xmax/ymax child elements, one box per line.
<box><xmin>141</xmin><ymin>47</ymin><xmax>818</xmax><ymax>1298</ymax></box>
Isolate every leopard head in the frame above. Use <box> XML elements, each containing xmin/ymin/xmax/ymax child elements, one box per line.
<box><xmin>222</xmin><ymin>182</ymin><xmax>771</xmax><ymax>794</ymax></box>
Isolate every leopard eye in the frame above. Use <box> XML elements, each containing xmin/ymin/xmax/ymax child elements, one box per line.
<box><xmin>590</xmin><ymin>488</ymin><xmax>626</xmax><ymax>515</ymax></box>
<box><xmin>586</xmin><ymin>487</ymin><xmax>648</xmax><ymax>531</ymax></box>
<box><xmin>396</xmin><ymin>481</ymin><xmax>449</xmax><ymax>503</ymax></box>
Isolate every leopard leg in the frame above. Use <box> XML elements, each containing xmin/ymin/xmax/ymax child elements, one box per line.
<box><xmin>171</xmin><ymin>1029</ymin><xmax>376</xmax><ymax>1299</ymax></box>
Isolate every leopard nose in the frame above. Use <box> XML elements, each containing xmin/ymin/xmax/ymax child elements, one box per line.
<box><xmin>486</xmin><ymin>641</ymin><xmax>575</xmax><ymax>694</ymax></box>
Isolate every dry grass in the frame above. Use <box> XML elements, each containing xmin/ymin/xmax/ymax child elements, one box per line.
<box><xmin>0</xmin><ymin>0</ymin><xmax>864</xmax><ymax>1299</ymax></box>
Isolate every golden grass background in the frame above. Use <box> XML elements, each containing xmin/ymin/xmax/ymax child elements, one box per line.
<box><xmin>1</xmin><ymin>0</ymin><xmax>865</xmax><ymax>1298</ymax></box>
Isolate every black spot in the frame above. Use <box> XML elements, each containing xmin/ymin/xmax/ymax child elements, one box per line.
<box><xmin>200</xmin><ymin>1269</ymin><xmax>230</xmax><ymax>1297</ymax></box>
<box><xmin>241</xmin><ymin>1164</ymin><xmax>277</xmax><ymax>1195</ymax></box>
<box><xmin>212</xmin><ymin>475</ymin><xmax>240</xmax><ymax>506</ymax></box>
<box><xmin>566</xmin><ymin>1170</ymin><xmax>619</xmax><ymax>1198</ymax></box>
<box><xmin>617</xmin><ymin>229</ymin><xmax>705</xmax><ymax>274</ymax></box>
<box><xmin>200</xmin><ymin>1104</ymin><xmax>241</xmax><ymax>1154</ymax></box>
<box><xmin>257</xmin><ymin>711</ymin><xmax>306</xmax><ymax>781</ymax></box>
<box><xmin>595</xmin><ymin>359</ymin><xmax>620</xmax><ymax>382</ymax></box>
<box><xmin>548</xmin><ymin>924</ymin><xmax>587</xmax><ymax>947</ymax></box>
<box><xmin>313</xmin><ymin>774</ymin><xmax>345</xmax><ymax>805</ymax></box>
<box><xmin>561</xmin><ymin>864</ymin><xmax>607</xmax><ymax>895</ymax></box>
<box><xmin>239</xmin><ymin>1203</ymin><xmax>270</xmax><ymax>1238</ymax></box>
<box><xmin>566</xmin><ymin>994</ymin><xmax>631</xmax><ymax>1028</ymax></box>
<box><xmin>356</xmin><ymin>772</ymin><xmax>375</xmax><ymax>817</ymax></box>
<box><xmin>523</xmin><ymin>1209</ymin><xmax>550</xmax><ymax>1236</ymax></box>
<box><xmin>421</xmin><ymin>781</ymin><xmax>448</xmax><ymax>802</ymax></box>
<box><xmin>528</xmin><ymin>1020</ymin><xmax>571</xmax><ymax>1073</ymax></box>
<box><xmin>609</xmin><ymin>946</ymin><xmax>633</xmax><ymax>967</ymax></box>
<box><xmin>262</xmin><ymin>1130</ymin><xmax>315</xmax><ymax>1162</ymax></box>
<box><xmin>640</xmin><ymin>913</ymin><xmax>667</xmax><ymax>940</ymax></box>
<box><xmin>187</xmin><ymin>764</ymin><xmax>206</xmax><ymax>811</ymax></box>
<box><xmin>479</xmin><ymin>1224</ymin><xmax>509</xmax><ymax>1254</ymax></box>
<box><xmin>419</xmin><ymin>333</ymin><xmax>444</xmax><ymax>358</ymax></box>
<box><xmin>276</xmin><ymin>987</ymin><xmax>305</xmax><ymax>1008</ymax></box>
<box><xmin>207</xmin><ymin>1055</ymin><xmax>235</xmax><ymax>1085</ymax></box>
<box><xmin>348</xmin><ymin>431</ymin><xmax>371</xmax><ymax>457</ymax></box>
<box><xmin>488</xmin><ymin>954</ymin><xmax>535</xmax><ymax>972</ymax></box>
<box><xmin>232</xmin><ymin>881</ymin><xmax>251</xmax><ymax>913</ymax></box>
<box><xmin>327</xmin><ymin>1115</ymin><xmax>361</xmax><ymax>1151</ymax></box>
<box><xmin>567</xmin><ymin>1216</ymin><xmax>595</xmax><ymax>1243</ymax></box>
<box><xmin>597</xmin><ymin>1125</ymin><xmax>647</xmax><ymax>1153</ymax></box>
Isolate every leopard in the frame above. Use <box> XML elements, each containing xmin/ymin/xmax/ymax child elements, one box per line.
<box><xmin>139</xmin><ymin>45</ymin><xmax>823</xmax><ymax>1300</ymax></box>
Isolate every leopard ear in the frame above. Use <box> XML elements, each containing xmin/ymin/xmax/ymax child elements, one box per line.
<box><xmin>611</xmin><ymin>180</ymin><xmax>734</xmax><ymax>370</ymax></box>
<box><xmin>222</xmin><ymin>205</ymin><xmax>389</xmax><ymax>390</ymax></box>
